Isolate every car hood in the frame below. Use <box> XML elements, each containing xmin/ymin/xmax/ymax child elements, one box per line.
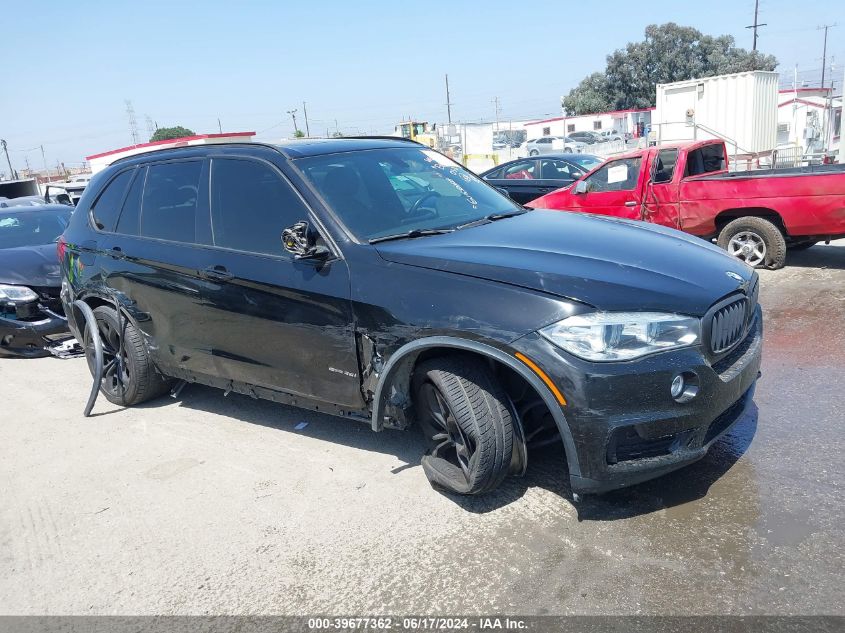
<box><xmin>374</xmin><ymin>210</ymin><xmax>753</xmax><ymax>316</ymax></box>
<box><xmin>0</xmin><ymin>243</ymin><xmax>62</xmax><ymax>287</ymax></box>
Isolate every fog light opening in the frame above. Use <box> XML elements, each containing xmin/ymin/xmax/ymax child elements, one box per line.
<box><xmin>672</xmin><ymin>371</ymin><xmax>700</xmax><ymax>403</ymax></box>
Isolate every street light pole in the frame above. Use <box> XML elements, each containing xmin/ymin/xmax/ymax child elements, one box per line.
<box><xmin>1</xmin><ymin>139</ymin><xmax>15</xmax><ymax>180</ymax></box>
<box><xmin>287</xmin><ymin>109</ymin><xmax>299</xmax><ymax>136</ymax></box>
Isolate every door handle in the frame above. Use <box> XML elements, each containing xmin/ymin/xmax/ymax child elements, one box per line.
<box><xmin>201</xmin><ymin>265</ymin><xmax>234</xmax><ymax>281</ymax></box>
<box><xmin>624</xmin><ymin>201</ymin><xmax>637</xmax><ymax>207</ymax></box>
<box><xmin>109</xmin><ymin>246</ymin><xmax>126</xmax><ymax>259</ymax></box>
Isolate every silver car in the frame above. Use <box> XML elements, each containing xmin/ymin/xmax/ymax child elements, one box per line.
<box><xmin>599</xmin><ymin>129</ymin><xmax>625</xmax><ymax>143</ymax></box>
<box><xmin>524</xmin><ymin>136</ymin><xmax>585</xmax><ymax>156</ymax></box>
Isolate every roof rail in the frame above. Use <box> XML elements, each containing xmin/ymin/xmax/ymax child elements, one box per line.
<box><xmin>109</xmin><ymin>141</ymin><xmax>276</xmax><ymax>165</ymax></box>
<box><xmin>347</xmin><ymin>135</ymin><xmax>425</xmax><ymax>145</ymax></box>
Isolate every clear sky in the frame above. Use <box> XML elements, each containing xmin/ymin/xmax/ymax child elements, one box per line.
<box><xmin>1</xmin><ymin>0</ymin><xmax>842</xmax><ymax>170</ymax></box>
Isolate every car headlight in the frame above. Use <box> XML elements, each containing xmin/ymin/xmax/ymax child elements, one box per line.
<box><xmin>539</xmin><ymin>312</ymin><xmax>701</xmax><ymax>361</ymax></box>
<box><xmin>0</xmin><ymin>284</ymin><xmax>39</xmax><ymax>303</ymax></box>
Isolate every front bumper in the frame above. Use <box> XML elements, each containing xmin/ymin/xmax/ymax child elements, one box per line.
<box><xmin>513</xmin><ymin>307</ymin><xmax>763</xmax><ymax>495</ymax></box>
<box><xmin>0</xmin><ymin>303</ymin><xmax>69</xmax><ymax>358</ymax></box>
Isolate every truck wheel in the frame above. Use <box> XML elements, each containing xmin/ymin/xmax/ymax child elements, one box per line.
<box><xmin>83</xmin><ymin>305</ymin><xmax>171</xmax><ymax>406</ymax></box>
<box><xmin>412</xmin><ymin>355</ymin><xmax>514</xmax><ymax>495</ymax></box>
<box><xmin>717</xmin><ymin>217</ymin><xmax>787</xmax><ymax>270</ymax></box>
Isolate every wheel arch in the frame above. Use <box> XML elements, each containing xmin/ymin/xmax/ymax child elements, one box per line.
<box><xmin>68</xmin><ymin>290</ymin><xmax>144</xmax><ymax>343</ymax></box>
<box><xmin>370</xmin><ymin>336</ymin><xmax>581</xmax><ymax>478</ymax></box>
<box><xmin>714</xmin><ymin>207</ymin><xmax>788</xmax><ymax>236</ymax></box>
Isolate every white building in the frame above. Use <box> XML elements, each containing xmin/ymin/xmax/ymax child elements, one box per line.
<box><xmin>523</xmin><ymin>108</ymin><xmax>653</xmax><ymax>140</ymax></box>
<box><xmin>652</xmin><ymin>70</ymin><xmax>779</xmax><ymax>156</ymax></box>
<box><xmin>86</xmin><ymin>131</ymin><xmax>256</xmax><ymax>174</ymax></box>
<box><xmin>777</xmin><ymin>88</ymin><xmax>842</xmax><ymax>154</ymax></box>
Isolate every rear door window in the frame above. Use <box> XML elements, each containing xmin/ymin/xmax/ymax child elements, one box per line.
<box><xmin>140</xmin><ymin>161</ymin><xmax>203</xmax><ymax>243</ymax></box>
<box><xmin>210</xmin><ymin>158</ymin><xmax>310</xmax><ymax>257</ymax></box>
<box><xmin>653</xmin><ymin>149</ymin><xmax>679</xmax><ymax>184</ymax></box>
<box><xmin>503</xmin><ymin>160</ymin><xmax>536</xmax><ymax>180</ymax></box>
<box><xmin>90</xmin><ymin>170</ymin><xmax>133</xmax><ymax>231</ymax></box>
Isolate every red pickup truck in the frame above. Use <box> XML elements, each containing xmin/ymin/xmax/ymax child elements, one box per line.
<box><xmin>530</xmin><ymin>139</ymin><xmax>845</xmax><ymax>269</ymax></box>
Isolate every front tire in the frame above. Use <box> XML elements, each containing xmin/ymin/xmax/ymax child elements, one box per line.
<box><xmin>83</xmin><ymin>305</ymin><xmax>171</xmax><ymax>406</ymax></box>
<box><xmin>529</xmin><ymin>150</ymin><xmax>539</xmax><ymax>156</ymax></box>
<box><xmin>717</xmin><ymin>217</ymin><xmax>787</xmax><ymax>269</ymax></box>
<box><xmin>412</xmin><ymin>355</ymin><xmax>514</xmax><ymax>495</ymax></box>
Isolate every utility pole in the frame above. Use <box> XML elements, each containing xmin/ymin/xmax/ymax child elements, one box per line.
<box><xmin>445</xmin><ymin>74</ymin><xmax>453</xmax><ymax>124</ymax></box>
<box><xmin>287</xmin><ymin>109</ymin><xmax>298</xmax><ymax>135</ymax></box>
<box><xmin>40</xmin><ymin>145</ymin><xmax>48</xmax><ymax>175</ymax></box>
<box><xmin>335</xmin><ymin>119</ymin><xmax>340</xmax><ymax>136</ymax></box>
<box><xmin>1</xmin><ymin>139</ymin><xmax>15</xmax><ymax>180</ymax></box>
<box><xmin>818</xmin><ymin>24</ymin><xmax>836</xmax><ymax>92</ymax></box>
<box><xmin>302</xmin><ymin>101</ymin><xmax>310</xmax><ymax>137</ymax></box>
<box><xmin>745</xmin><ymin>0</ymin><xmax>767</xmax><ymax>52</ymax></box>
<box><xmin>492</xmin><ymin>96</ymin><xmax>501</xmax><ymax>133</ymax></box>
<box><xmin>217</xmin><ymin>118</ymin><xmax>223</xmax><ymax>134</ymax></box>
<box><xmin>840</xmin><ymin>63</ymin><xmax>845</xmax><ymax>164</ymax></box>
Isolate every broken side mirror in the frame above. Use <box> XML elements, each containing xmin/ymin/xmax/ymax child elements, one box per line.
<box><xmin>282</xmin><ymin>221</ymin><xmax>330</xmax><ymax>260</ymax></box>
<box><xmin>574</xmin><ymin>180</ymin><xmax>588</xmax><ymax>194</ymax></box>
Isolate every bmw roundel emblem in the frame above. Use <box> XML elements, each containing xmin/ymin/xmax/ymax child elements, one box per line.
<box><xmin>725</xmin><ymin>271</ymin><xmax>744</xmax><ymax>282</ymax></box>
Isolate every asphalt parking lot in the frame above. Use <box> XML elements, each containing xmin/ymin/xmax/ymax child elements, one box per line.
<box><xmin>1</xmin><ymin>242</ymin><xmax>844</xmax><ymax>616</ymax></box>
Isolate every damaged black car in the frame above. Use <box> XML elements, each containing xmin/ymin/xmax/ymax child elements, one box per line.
<box><xmin>0</xmin><ymin>205</ymin><xmax>70</xmax><ymax>357</ymax></box>
<box><xmin>59</xmin><ymin>138</ymin><xmax>762</xmax><ymax>496</ymax></box>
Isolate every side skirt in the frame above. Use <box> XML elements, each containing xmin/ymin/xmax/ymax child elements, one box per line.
<box><xmin>165</xmin><ymin>366</ymin><xmax>371</xmax><ymax>422</ymax></box>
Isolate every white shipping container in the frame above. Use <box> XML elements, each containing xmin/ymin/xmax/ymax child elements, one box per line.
<box><xmin>653</xmin><ymin>71</ymin><xmax>778</xmax><ymax>155</ymax></box>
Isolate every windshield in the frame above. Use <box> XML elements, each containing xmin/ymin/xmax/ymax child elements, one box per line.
<box><xmin>296</xmin><ymin>147</ymin><xmax>519</xmax><ymax>241</ymax></box>
<box><xmin>0</xmin><ymin>208</ymin><xmax>70</xmax><ymax>249</ymax></box>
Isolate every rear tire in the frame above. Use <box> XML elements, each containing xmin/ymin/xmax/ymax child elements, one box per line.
<box><xmin>717</xmin><ymin>217</ymin><xmax>787</xmax><ymax>270</ymax></box>
<box><xmin>529</xmin><ymin>150</ymin><xmax>539</xmax><ymax>156</ymax></box>
<box><xmin>83</xmin><ymin>305</ymin><xmax>171</xmax><ymax>406</ymax></box>
<box><xmin>412</xmin><ymin>355</ymin><xmax>514</xmax><ymax>495</ymax></box>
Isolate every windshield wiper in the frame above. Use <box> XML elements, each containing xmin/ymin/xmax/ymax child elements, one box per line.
<box><xmin>368</xmin><ymin>228</ymin><xmax>454</xmax><ymax>244</ymax></box>
<box><xmin>456</xmin><ymin>208</ymin><xmax>529</xmax><ymax>230</ymax></box>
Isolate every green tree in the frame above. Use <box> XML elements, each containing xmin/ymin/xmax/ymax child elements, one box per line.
<box><xmin>149</xmin><ymin>126</ymin><xmax>195</xmax><ymax>142</ymax></box>
<box><xmin>293</xmin><ymin>130</ymin><xmax>306</xmax><ymax>138</ymax></box>
<box><xmin>562</xmin><ymin>23</ymin><xmax>778</xmax><ymax>115</ymax></box>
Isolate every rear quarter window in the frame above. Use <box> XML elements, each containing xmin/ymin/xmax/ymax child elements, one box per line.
<box><xmin>90</xmin><ymin>169</ymin><xmax>133</xmax><ymax>231</ymax></box>
<box><xmin>685</xmin><ymin>144</ymin><xmax>727</xmax><ymax>176</ymax></box>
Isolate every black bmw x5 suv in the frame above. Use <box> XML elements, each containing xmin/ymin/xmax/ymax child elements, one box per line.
<box><xmin>60</xmin><ymin>138</ymin><xmax>762</xmax><ymax>496</ymax></box>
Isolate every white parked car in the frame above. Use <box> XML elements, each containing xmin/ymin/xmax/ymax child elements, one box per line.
<box><xmin>525</xmin><ymin>136</ymin><xmax>585</xmax><ymax>156</ymax></box>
